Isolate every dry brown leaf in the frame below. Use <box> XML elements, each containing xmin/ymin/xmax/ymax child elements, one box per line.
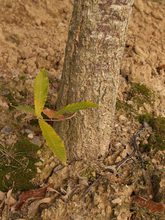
<box><xmin>43</xmin><ymin>108</ymin><xmax>64</xmax><ymax>120</ymax></box>
<box><xmin>134</xmin><ymin>196</ymin><xmax>165</xmax><ymax>213</ymax></box>
<box><xmin>15</xmin><ymin>186</ymin><xmax>48</xmax><ymax>210</ymax></box>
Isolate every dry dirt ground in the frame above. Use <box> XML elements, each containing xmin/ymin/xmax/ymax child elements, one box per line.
<box><xmin>0</xmin><ymin>0</ymin><xmax>164</xmax><ymax>219</ymax></box>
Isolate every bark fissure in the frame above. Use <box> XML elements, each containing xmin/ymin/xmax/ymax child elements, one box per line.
<box><xmin>56</xmin><ymin>0</ymin><xmax>134</xmax><ymax>162</ymax></box>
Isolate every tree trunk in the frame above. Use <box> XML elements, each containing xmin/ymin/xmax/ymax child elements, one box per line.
<box><xmin>42</xmin><ymin>1</ymin><xmax>134</xmax><ymax>219</ymax></box>
<box><xmin>56</xmin><ymin>0</ymin><xmax>134</xmax><ymax>162</ymax></box>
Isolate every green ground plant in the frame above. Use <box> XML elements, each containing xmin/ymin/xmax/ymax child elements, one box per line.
<box><xmin>0</xmin><ymin>139</ymin><xmax>39</xmax><ymax>192</ymax></box>
<box><xmin>138</xmin><ymin>114</ymin><xmax>165</xmax><ymax>151</ymax></box>
<box><xmin>116</xmin><ymin>83</ymin><xmax>154</xmax><ymax>116</ymax></box>
<box><xmin>16</xmin><ymin>69</ymin><xmax>98</xmax><ymax>164</ymax></box>
<box><xmin>128</xmin><ymin>82</ymin><xmax>153</xmax><ymax>107</ymax></box>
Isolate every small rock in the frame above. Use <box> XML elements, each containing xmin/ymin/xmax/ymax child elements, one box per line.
<box><xmin>127</xmin><ymin>100</ymin><xmax>134</xmax><ymax>106</ymax></box>
<box><xmin>37</xmin><ymin>150</ymin><xmax>42</xmax><ymax>155</ymax></box>
<box><xmin>151</xmin><ymin>11</ymin><xmax>163</xmax><ymax>20</ymax></box>
<box><xmin>37</xmin><ymin>167</ymin><xmax>42</xmax><ymax>173</ymax></box>
<box><xmin>24</xmin><ymin>129</ymin><xmax>32</xmax><ymax>134</ymax></box>
<box><xmin>115</xmin><ymin>156</ymin><xmax>122</xmax><ymax>163</ymax></box>
<box><xmin>112</xmin><ymin>198</ymin><xmax>122</xmax><ymax>205</ymax></box>
<box><xmin>1</xmin><ymin>126</ymin><xmax>13</xmax><ymax>134</ymax></box>
<box><xmin>134</xmin><ymin>0</ymin><xmax>144</xmax><ymax>12</ymax></box>
<box><xmin>31</xmin><ymin>136</ymin><xmax>42</xmax><ymax>147</ymax></box>
<box><xmin>0</xmin><ymin>98</ymin><xmax>9</xmax><ymax>109</ymax></box>
<box><xmin>35</xmin><ymin>161</ymin><xmax>43</xmax><ymax>167</ymax></box>
<box><xmin>79</xmin><ymin>177</ymin><xmax>88</xmax><ymax>186</ymax></box>
<box><xmin>122</xmin><ymin>127</ymin><xmax>128</xmax><ymax>132</ymax></box>
<box><xmin>50</xmin><ymin>161</ymin><xmax>56</xmax><ymax>168</ymax></box>
<box><xmin>151</xmin><ymin>159</ymin><xmax>157</xmax><ymax>164</ymax></box>
<box><xmin>35</xmin><ymin>18</ymin><xmax>41</xmax><ymax>26</ymax></box>
<box><xmin>115</xmin><ymin>142</ymin><xmax>122</xmax><ymax>148</ymax></box>
<box><xmin>28</xmin><ymin>133</ymin><xmax>34</xmax><ymax>139</ymax></box>
<box><xmin>119</xmin><ymin>115</ymin><xmax>127</xmax><ymax>122</ymax></box>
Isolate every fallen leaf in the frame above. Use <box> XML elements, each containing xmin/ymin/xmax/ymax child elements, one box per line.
<box><xmin>6</xmin><ymin>189</ymin><xmax>16</xmax><ymax>207</ymax></box>
<box><xmin>28</xmin><ymin>197</ymin><xmax>52</xmax><ymax>218</ymax></box>
<box><xmin>15</xmin><ymin>186</ymin><xmax>48</xmax><ymax>210</ymax></box>
<box><xmin>134</xmin><ymin>196</ymin><xmax>165</xmax><ymax>213</ymax></box>
<box><xmin>43</xmin><ymin>108</ymin><xmax>64</xmax><ymax>120</ymax></box>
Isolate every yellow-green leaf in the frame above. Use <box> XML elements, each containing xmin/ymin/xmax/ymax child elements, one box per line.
<box><xmin>39</xmin><ymin>119</ymin><xmax>66</xmax><ymax>164</ymax></box>
<box><xmin>34</xmin><ymin>69</ymin><xmax>49</xmax><ymax>117</ymax></box>
<box><xmin>57</xmin><ymin>101</ymin><xmax>98</xmax><ymax>114</ymax></box>
<box><xmin>15</xmin><ymin>105</ymin><xmax>35</xmax><ymax>114</ymax></box>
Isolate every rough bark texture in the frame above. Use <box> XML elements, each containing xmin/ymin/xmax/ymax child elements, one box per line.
<box><xmin>56</xmin><ymin>0</ymin><xmax>134</xmax><ymax>162</ymax></box>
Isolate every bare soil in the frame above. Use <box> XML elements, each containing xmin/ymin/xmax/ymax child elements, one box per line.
<box><xmin>0</xmin><ymin>0</ymin><xmax>164</xmax><ymax>219</ymax></box>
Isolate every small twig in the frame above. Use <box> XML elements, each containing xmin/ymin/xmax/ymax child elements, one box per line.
<box><xmin>44</xmin><ymin>164</ymin><xmax>65</xmax><ymax>184</ymax></box>
<box><xmin>114</xmin><ymin>151</ymin><xmax>136</xmax><ymax>170</ymax></box>
<box><xmin>105</xmin><ymin>123</ymin><xmax>148</xmax><ymax>172</ymax></box>
<box><xmin>82</xmin><ymin>176</ymin><xmax>102</xmax><ymax>199</ymax></box>
<box><xmin>65</xmin><ymin>185</ymin><xmax>80</xmax><ymax>202</ymax></box>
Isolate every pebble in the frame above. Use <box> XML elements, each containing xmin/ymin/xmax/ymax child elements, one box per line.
<box><xmin>28</xmin><ymin>133</ymin><xmax>34</xmax><ymax>139</ymax></box>
<box><xmin>1</xmin><ymin>126</ymin><xmax>13</xmax><ymax>134</ymax></box>
<box><xmin>119</xmin><ymin>115</ymin><xmax>127</xmax><ymax>122</ymax></box>
<box><xmin>112</xmin><ymin>198</ymin><xmax>122</xmax><ymax>205</ymax></box>
<box><xmin>127</xmin><ymin>100</ymin><xmax>134</xmax><ymax>106</ymax></box>
<box><xmin>50</xmin><ymin>161</ymin><xmax>56</xmax><ymax>168</ymax></box>
<box><xmin>0</xmin><ymin>98</ymin><xmax>9</xmax><ymax>109</ymax></box>
<box><xmin>122</xmin><ymin>127</ymin><xmax>128</xmax><ymax>132</ymax></box>
<box><xmin>114</xmin><ymin>142</ymin><xmax>122</xmax><ymax>148</ymax></box>
<box><xmin>115</xmin><ymin>124</ymin><xmax>119</xmax><ymax>128</ymax></box>
<box><xmin>134</xmin><ymin>0</ymin><xmax>144</xmax><ymax>13</ymax></box>
<box><xmin>31</xmin><ymin>136</ymin><xmax>42</xmax><ymax>147</ymax></box>
<box><xmin>115</xmin><ymin>156</ymin><xmax>122</xmax><ymax>163</ymax></box>
<box><xmin>151</xmin><ymin>159</ymin><xmax>157</xmax><ymax>165</ymax></box>
<box><xmin>35</xmin><ymin>161</ymin><xmax>43</xmax><ymax>167</ymax></box>
<box><xmin>79</xmin><ymin>178</ymin><xmax>88</xmax><ymax>186</ymax></box>
<box><xmin>37</xmin><ymin>167</ymin><xmax>42</xmax><ymax>173</ymax></box>
<box><xmin>35</xmin><ymin>18</ymin><xmax>41</xmax><ymax>26</ymax></box>
<box><xmin>24</xmin><ymin>129</ymin><xmax>33</xmax><ymax>134</ymax></box>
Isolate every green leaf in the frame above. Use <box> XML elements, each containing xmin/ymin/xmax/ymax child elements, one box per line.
<box><xmin>39</xmin><ymin>119</ymin><xmax>66</xmax><ymax>164</ymax></box>
<box><xmin>15</xmin><ymin>105</ymin><xmax>35</xmax><ymax>114</ymax></box>
<box><xmin>34</xmin><ymin>69</ymin><xmax>49</xmax><ymax>117</ymax></box>
<box><xmin>57</xmin><ymin>101</ymin><xmax>98</xmax><ymax>114</ymax></box>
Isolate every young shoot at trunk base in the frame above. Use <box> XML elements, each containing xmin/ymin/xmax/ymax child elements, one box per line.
<box><xmin>15</xmin><ymin>69</ymin><xmax>98</xmax><ymax>164</ymax></box>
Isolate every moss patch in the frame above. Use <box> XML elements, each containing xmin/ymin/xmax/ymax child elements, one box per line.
<box><xmin>0</xmin><ymin>139</ymin><xmax>40</xmax><ymax>192</ymax></box>
<box><xmin>128</xmin><ymin>83</ymin><xmax>153</xmax><ymax>107</ymax></box>
<box><xmin>116</xmin><ymin>99</ymin><xmax>135</xmax><ymax>115</ymax></box>
<box><xmin>138</xmin><ymin>114</ymin><xmax>165</xmax><ymax>151</ymax></box>
<box><xmin>116</xmin><ymin>83</ymin><xmax>154</xmax><ymax>117</ymax></box>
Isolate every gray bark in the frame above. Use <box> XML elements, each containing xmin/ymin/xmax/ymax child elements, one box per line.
<box><xmin>56</xmin><ymin>0</ymin><xmax>134</xmax><ymax>162</ymax></box>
